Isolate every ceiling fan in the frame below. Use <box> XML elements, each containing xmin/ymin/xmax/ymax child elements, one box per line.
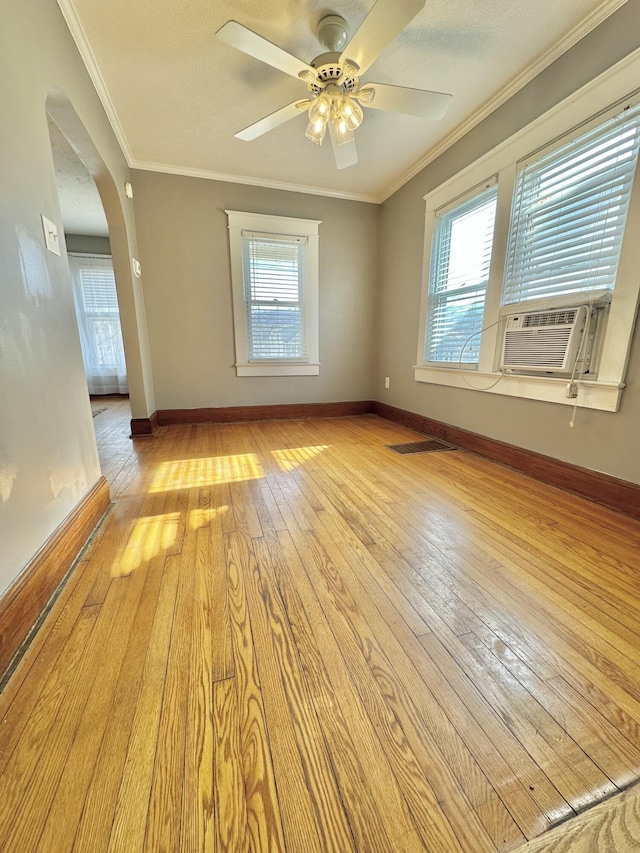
<box><xmin>216</xmin><ymin>0</ymin><xmax>452</xmax><ymax>169</ymax></box>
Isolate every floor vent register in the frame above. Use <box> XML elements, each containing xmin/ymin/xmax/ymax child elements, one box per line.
<box><xmin>386</xmin><ymin>438</ymin><xmax>456</xmax><ymax>455</ymax></box>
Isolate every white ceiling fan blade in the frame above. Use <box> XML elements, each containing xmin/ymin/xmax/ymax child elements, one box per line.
<box><xmin>236</xmin><ymin>101</ymin><xmax>306</xmax><ymax>141</ymax></box>
<box><xmin>340</xmin><ymin>0</ymin><xmax>425</xmax><ymax>76</ymax></box>
<box><xmin>328</xmin><ymin>120</ymin><xmax>358</xmax><ymax>170</ymax></box>
<box><xmin>217</xmin><ymin>21</ymin><xmax>317</xmax><ymax>81</ymax></box>
<box><xmin>358</xmin><ymin>83</ymin><xmax>452</xmax><ymax>120</ymax></box>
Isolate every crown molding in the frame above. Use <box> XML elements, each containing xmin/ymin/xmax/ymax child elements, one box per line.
<box><xmin>57</xmin><ymin>0</ymin><xmax>628</xmax><ymax>207</ymax></box>
<box><xmin>379</xmin><ymin>0</ymin><xmax>630</xmax><ymax>203</ymax></box>
<box><xmin>56</xmin><ymin>0</ymin><xmax>134</xmax><ymax>163</ymax></box>
<box><xmin>130</xmin><ymin>159</ymin><xmax>380</xmax><ymax>204</ymax></box>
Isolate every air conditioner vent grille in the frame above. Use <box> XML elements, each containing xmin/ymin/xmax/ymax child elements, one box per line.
<box><xmin>503</xmin><ymin>328</ymin><xmax>574</xmax><ymax>368</ymax></box>
<box><xmin>523</xmin><ymin>310</ymin><xmax>577</xmax><ymax>328</ymax></box>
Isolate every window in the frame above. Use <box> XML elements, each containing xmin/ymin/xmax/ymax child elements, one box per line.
<box><xmin>504</xmin><ymin>102</ymin><xmax>640</xmax><ymax>306</ymax></box>
<box><xmin>243</xmin><ymin>233</ymin><xmax>307</xmax><ymax>361</ymax></box>
<box><xmin>425</xmin><ymin>181</ymin><xmax>497</xmax><ymax>365</ymax></box>
<box><xmin>226</xmin><ymin>211</ymin><xmax>321</xmax><ymax>376</ymax></box>
<box><xmin>68</xmin><ymin>254</ymin><xmax>128</xmax><ymax>394</ymax></box>
<box><xmin>416</xmin><ymin>60</ymin><xmax>640</xmax><ymax>413</ymax></box>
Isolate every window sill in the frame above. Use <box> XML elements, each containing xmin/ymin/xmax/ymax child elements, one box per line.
<box><xmin>414</xmin><ymin>365</ymin><xmax>623</xmax><ymax>412</ymax></box>
<box><xmin>236</xmin><ymin>363</ymin><xmax>320</xmax><ymax>377</ymax></box>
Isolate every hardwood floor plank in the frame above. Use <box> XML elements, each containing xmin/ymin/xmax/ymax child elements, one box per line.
<box><xmin>459</xmin><ymin>632</ymin><xmax>615</xmax><ymax>807</ymax></box>
<box><xmin>513</xmin><ymin>782</ymin><xmax>640</xmax><ymax>852</ymax></box>
<box><xmin>213</xmin><ymin>676</ymin><xmax>250</xmax><ymax>852</ymax></box>
<box><xmin>418</xmin><ymin>519</ymin><xmax>640</xmax><ymax>732</ymax></box>
<box><xmin>0</xmin><ymin>571</ymin><xmax>134</xmax><ymax>851</ymax></box>
<box><xmin>144</xmin><ymin>553</ymin><xmax>194</xmax><ymax>850</ymax></box>
<box><xmin>0</xmin><ymin>605</ymin><xmax>99</xmax><ymax>848</ymax></box>
<box><xmin>71</xmin><ymin>556</ymin><xmax>167</xmax><ymax>852</ymax></box>
<box><xmin>106</xmin><ymin>552</ymin><xmax>179</xmax><ymax>853</ymax></box>
<box><xmin>0</xmin><ymin>554</ymin><xmax>105</xmax><ymax>770</ymax></box>
<box><xmin>290</xmin><ymin>525</ymin><xmax>499</xmax><ymax>853</ymax></box>
<box><xmin>203</xmin><ymin>526</ymin><xmax>235</xmax><ymax>684</ymax></box>
<box><xmin>34</xmin><ymin>552</ymin><xmax>162</xmax><ymax>853</ymax></box>
<box><xmin>180</xmin><ymin>527</ymin><xmax>216</xmax><ymax>853</ymax></box>
<box><xmin>292</xmin><ymin>465</ymin><xmax>434</xmax><ymax>638</ymax></box>
<box><xmin>274</xmin><ymin>531</ymin><xmax>424</xmax><ymax>853</ymax></box>
<box><xmin>345</xmin><ymin>461</ymin><xmax>640</xmax><ymax>750</ymax></box>
<box><xmin>248</xmin><ymin>534</ymin><xmax>356</xmax><ymax>852</ymax></box>
<box><xmin>547</xmin><ymin>675</ymin><xmax>640</xmax><ymax>777</ymax></box>
<box><xmin>472</xmin><ymin>631</ymin><xmax>640</xmax><ymax>787</ymax></box>
<box><xmin>225</xmin><ymin>531</ymin><xmax>286</xmax><ymax>852</ymax></box>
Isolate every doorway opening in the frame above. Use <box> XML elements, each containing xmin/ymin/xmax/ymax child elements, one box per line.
<box><xmin>45</xmin><ymin>112</ymin><xmax>132</xmax><ymax>473</ymax></box>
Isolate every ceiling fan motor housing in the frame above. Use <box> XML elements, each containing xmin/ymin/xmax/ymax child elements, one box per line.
<box><xmin>307</xmin><ymin>14</ymin><xmax>358</xmax><ymax>94</ymax></box>
<box><xmin>309</xmin><ymin>53</ymin><xmax>358</xmax><ymax>95</ymax></box>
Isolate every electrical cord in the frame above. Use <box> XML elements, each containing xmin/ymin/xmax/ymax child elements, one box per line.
<box><xmin>568</xmin><ymin>300</ymin><xmax>595</xmax><ymax>428</ymax></box>
<box><xmin>457</xmin><ymin>316</ymin><xmax>507</xmax><ymax>391</ymax></box>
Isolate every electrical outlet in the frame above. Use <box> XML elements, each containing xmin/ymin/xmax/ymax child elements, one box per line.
<box><xmin>384</xmin><ymin>377</ymin><xmax>390</xmax><ymax>389</ymax></box>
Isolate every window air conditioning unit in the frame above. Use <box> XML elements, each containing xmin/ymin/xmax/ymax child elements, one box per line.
<box><xmin>500</xmin><ymin>305</ymin><xmax>591</xmax><ymax>374</ymax></box>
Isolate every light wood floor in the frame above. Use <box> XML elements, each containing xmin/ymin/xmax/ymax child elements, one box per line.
<box><xmin>2</xmin><ymin>399</ymin><xmax>640</xmax><ymax>852</ymax></box>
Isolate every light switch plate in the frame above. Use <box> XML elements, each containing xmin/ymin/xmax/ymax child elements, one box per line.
<box><xmin>41</xmin><ymin>214</ymin><xmax>61</xmax><ymax>256</ymax></box>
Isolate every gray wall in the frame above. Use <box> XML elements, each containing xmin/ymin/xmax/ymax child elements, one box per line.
<box><xmin>132</xmin><ymin>171</ymin><xmax>379</xmax><ymax>409</ymax></box>
<box><xmin>377</xmin><ymin>0</ymin><xmax>640</xmax><ymax>484</ymax></box>
<box><xmin>0</xmin><ymin>0</ymin><xmax>147</xmax><ymax>596</ymax></box>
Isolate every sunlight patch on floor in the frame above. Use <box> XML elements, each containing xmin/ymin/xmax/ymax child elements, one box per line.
<box><xmin>112</xmin><ymin>512</ymin><xmax>181</xmax><ymax>576</ymax></box>
<box><xmin>188</xmin><ymin>505</ymin><xmax>230</xmax><ymax>530</ymax></box>
<box><xmin>149</xmin><ymin>454</ymin><xmax>264</xmax><ymax>492</ymax></box>
<box><xmin>271</xmin><ymin>445</ymin><xmax>329</xmax><ymax>472</ymax></box>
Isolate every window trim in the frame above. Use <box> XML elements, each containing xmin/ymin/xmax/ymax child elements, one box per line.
<box><xmin>226</xmin><ymin>210</ymin><xmax>321</xmax><ymax>377</ymax></box>
<box><xmin>415</xmin><ymin>48</ymin><xmax>640</xmax><ymax>413</ymax></box>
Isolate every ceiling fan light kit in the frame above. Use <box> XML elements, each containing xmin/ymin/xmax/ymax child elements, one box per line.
<box><xmin>216</xmin><ymin>0</ymin><xmax>452</xmax><ymax>169</ymax></box>
<box><xmin>304</xmin><ymin>85</ymin><xmax>363</xmax><ymax>147</ymax></box>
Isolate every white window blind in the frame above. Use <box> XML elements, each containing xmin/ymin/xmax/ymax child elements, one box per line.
<box><xmin>79</xmin><ymin>266</ymin><xmax>123</xmax><ymax>367</ymax></box>
<box><xmin>241</xmin><ymin>232</ymin><xmax>308</xmax><ymax>361</ymax></box>
<box><xmin>503</xmin><ymin>101</ymin><xmax>640</xmax><ymax>306</ymax></box>
<box><xmin>425</xmin><ymin>183</ymin><xmax>498</xmax><ymax>364</ymax></box>
<box><xmin>68</xmin><ymin>254</ymin><xmax>128</xmax><ymax>394</ymax></box>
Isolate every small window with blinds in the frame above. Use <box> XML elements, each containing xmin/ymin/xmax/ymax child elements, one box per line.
<box><xmin>226</xmin><ymin>210</ymin><xmax>321</xmax><ymax>377</ymax></box>
<box><xmin>503</xmin><ymin>100</ymin><xmax>640</xmax><ymax>306</ymax></box>
<box><xmin>425</xmin><ymin>182</ymin><xmax>498</xmax><ymax>365</ymax></box>
<box><xmin>68</xmin><ymin>254</ymin><xmax>128</xmax><ymax>395</ymax></box>
<box><xmin>79</xmin><ymin>266</ymin><xmax>123</xmax><ymax>366</ymax></box>
<box><xmin>242</xmin><ymin>233</ymin><xmax>307</xmax><ymax>361</ymax></box>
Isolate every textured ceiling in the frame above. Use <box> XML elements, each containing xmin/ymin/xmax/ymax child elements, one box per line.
<box><xmin>57</xmin><ymin>0</ymin><xmax>626</xmax><ymax>203</ymax></box>
<box><xmin>47</xmin><ymin>116</ymin><xmax>109</xmax><ymax>237</ymax></box>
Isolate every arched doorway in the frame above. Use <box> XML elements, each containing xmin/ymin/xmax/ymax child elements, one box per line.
<box><xmin>44</xmin><ymin>88</ymin><xmax>156</xmax><ymax>435</ymax></box>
